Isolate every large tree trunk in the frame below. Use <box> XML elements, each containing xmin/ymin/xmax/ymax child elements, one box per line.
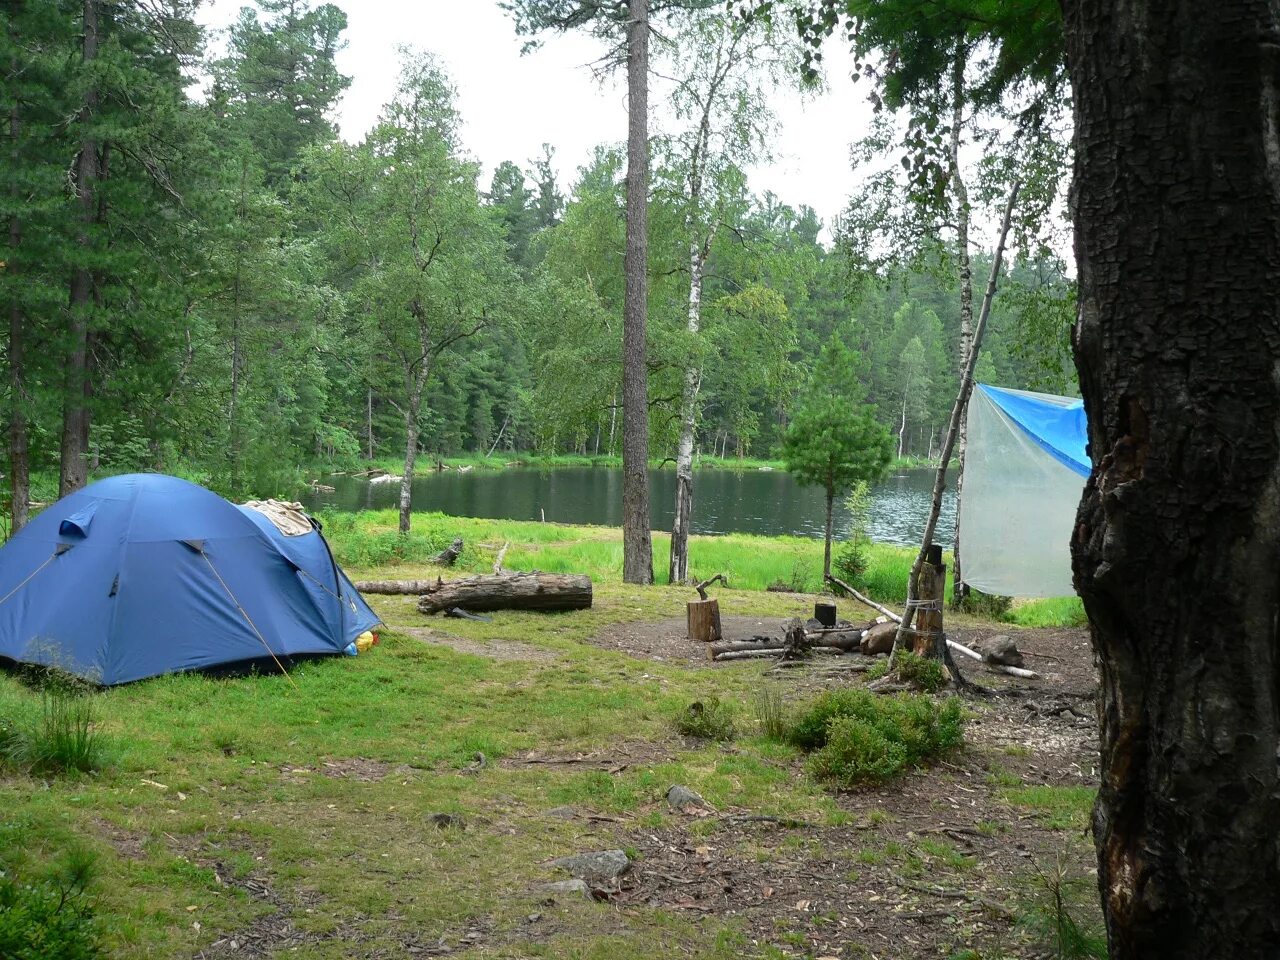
<box><xmin>1063</xmin><ymin>2</ymin><xmax>1280</xmax><ymax>955</ymax></box>
<box><xmin>60</xmin><ymin>0</ymin><xmax>98</xmax><ymax>498</ymax></box>
<box><xmin>949</xmin><ymin>46</ymin><xmax>973</xmax><ymax>609</ymax></box>
<box><xmin>621</xmin><ymin>0</ymin><xmax>653</xmax><ymax>584</ymax></box>
<box><xmin>8</xmin><ymin>62</ymin><xmax>28</xmax><ymax>534</ymax></box>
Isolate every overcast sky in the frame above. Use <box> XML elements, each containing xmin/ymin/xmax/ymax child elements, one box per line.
<box><xmin>196</xmin><ymin>0</ymin><xmax>876</xmax><ymax>239</ymax></box>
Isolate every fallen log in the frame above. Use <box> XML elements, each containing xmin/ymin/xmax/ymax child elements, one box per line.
<box><xmin>416</xmin><ymin>572</ymin><xmax>592</xmax><ymax>615</ymax></box>
<box><xmin>353</xmin><ymin>579</ymin><xmax>440</xmax><ymax>595</ymax></box>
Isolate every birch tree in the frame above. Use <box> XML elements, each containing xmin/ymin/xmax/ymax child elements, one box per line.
<box><xmin>297</xmin><ymin>53</ymin><xmax>513</xmax><ymax>534</ymax></box>
<box><xmin>659</xmin><ymin>8</ymin><xmax>795</xmax><ymax>583</ymax></box>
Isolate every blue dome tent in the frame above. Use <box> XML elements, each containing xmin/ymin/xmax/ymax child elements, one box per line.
<box><xmin>0</xmin><ymin>474</ymin><xmax>380</xmax><ymax>685</ymax></box>
<box><xmin>958</xmin><ymin>385</ymin><xmax>1089</xmax><ymax>598</ymax></box>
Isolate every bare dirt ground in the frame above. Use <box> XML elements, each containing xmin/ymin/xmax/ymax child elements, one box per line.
<box><xmin>579</xmin><ymin>619</ymin><xmax>1101</xmax><ymax>958</ymax></box>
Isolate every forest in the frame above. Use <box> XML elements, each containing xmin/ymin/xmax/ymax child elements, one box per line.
<box><xmin>0</xmin><ymin>0</ymin><xmax>1074</xmax><ymax>520</ymax></box>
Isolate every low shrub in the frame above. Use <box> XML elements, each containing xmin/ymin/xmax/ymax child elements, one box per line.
<box><xmin>673</xmin><ymin>697</ymin><xmax>736</xmax><ymax>741</ymax></box>
<box><xmin>807</xmin><ymin>716</ymin><xmax>908</xmax><ymax>786</ymax></box>
<box><xmin>957</xmin><ymin>588</ymin><xmax>1013</xmax><ymax>619</ymax></box>
<box><xmin>0</xmin><ymin>824</ymin><xmax>101</xmax><ymax>960</ymax></box>
<box><xmin>784</xmin><ymin>689</ymin><xmax>963</xmax><ymax>787</ymax></box>
<box><xmin>894</xmin><ymin>650</ymin><xmax>948</xmax><ymax>692</ymax></box>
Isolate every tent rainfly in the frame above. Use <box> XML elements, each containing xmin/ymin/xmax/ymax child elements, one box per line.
<box><xmin>0</xmin><ymin>474</ymin><xmax>379</xmax><ymax>685</ymax></box>
<box><xmin>958</xmin><ymin>384</ymin><xmax>1089</xmax><ymax>598</ymax></box>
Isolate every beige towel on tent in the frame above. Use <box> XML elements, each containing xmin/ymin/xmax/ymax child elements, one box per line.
<box><xmin>242</xmin><ymin>499</ymin><xmax>313</xmax><ymax>537</ymax></box>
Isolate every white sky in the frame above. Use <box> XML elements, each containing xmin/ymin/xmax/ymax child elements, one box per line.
<box><xmin>196</xmin><ymin>0</ymin><xmax>876</xmax><ymax>238</ymax></box>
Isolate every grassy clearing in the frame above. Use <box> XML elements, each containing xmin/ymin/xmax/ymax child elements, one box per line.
<box><xmin>322</xmin><ymin>510</ymin><xmax>1081</xmax><ymax>628</ymax></box>
<box><xmin>0</xmin><ymin>582</ymin><xmax>866</xmax><ymax>957</ymax></box>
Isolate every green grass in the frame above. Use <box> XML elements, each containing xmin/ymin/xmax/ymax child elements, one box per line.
<box><xmin>1001</xmin><ymin>785</ymin><xmax>1097</xmax><ymax>830</ymax></box>
<box><xmin>1007</xmin><ymin>596</ymin><xmax>1088</xmax><ymax>628</ymax></box>
<box><xmin>0</xmin><ymin>581</ymin><xmax>862</xmax><ymax>957</ymax></box>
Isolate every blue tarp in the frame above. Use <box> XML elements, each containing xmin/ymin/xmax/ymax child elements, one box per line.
<box><xmin>977</xmin><ymin>384</ymin><xmax>1089</xmax><ymax>477</ymax></box>
<box><xmin>0</xmin><ymin>474</ymin><xmax>380</xmax><ymax>685</ymax></box>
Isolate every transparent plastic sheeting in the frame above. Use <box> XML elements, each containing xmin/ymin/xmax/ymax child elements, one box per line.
<box><xmin>958</xmin><ymin>385</ymin><xmax>1088</xmax><ymax>598</ymax></box>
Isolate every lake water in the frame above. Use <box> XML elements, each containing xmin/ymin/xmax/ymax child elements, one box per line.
<box><xmin>299</xmin><ymin>466</ymin><xmax>956</xmax><ymax>547</ymax></box>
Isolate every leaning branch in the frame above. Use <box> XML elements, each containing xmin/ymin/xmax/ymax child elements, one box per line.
<box><xmin>891</xmin><ymin>181</ymin><xmax>1021</xmax><ymax>663</ymax></box>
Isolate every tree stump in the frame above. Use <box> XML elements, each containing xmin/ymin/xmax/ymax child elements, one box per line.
<box><xmin>687</xmin><ymin>599</ymin><xmax>722</xmax><ymax>642</ymax></box>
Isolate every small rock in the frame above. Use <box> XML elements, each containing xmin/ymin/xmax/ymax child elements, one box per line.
<box><xmin>426</xmin><ymin>812</ymin><xmax>465</xmax><ymax>830</ymax></box>
<box><xmin>666</xmin><ymin>784</ymin><xmax>708</xmax><ymax>813</ymax></box>
<box><xmin>539</xmin><ymin>878</ymin><xmax>592</xmax><ymax>898</ymax></box>
<box><xmin>979</xmin><ymin>634</ymin><xmax>1025</xmax><ymax>667</ymax></box>
<box><xmin>552</xmin><ymin>849</ymin><xmax>631</xmax><ymax>883</ymax></box>
<box><xmin>545</xmin><ymin>805</ymin><xmax>577</xmax><ymax>820</ymax></box>
<box><xmin>526</xmin><ymin>912</ymin><xmax>542</xmax><ymax>923</ymax></box>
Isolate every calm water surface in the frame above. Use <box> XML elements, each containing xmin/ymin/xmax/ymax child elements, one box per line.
<box><xmin>301</xmin><ymin>466</ymin><xmax>955</xmax><ymax>547</ymax></box>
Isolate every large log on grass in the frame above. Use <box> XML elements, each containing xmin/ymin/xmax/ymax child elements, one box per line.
<box><xmin>353</xmin><ymin>579</ymin><xmax>441</xmax><ymax>595</ymax></box>
<box><xmin>415</xmin><ymin>572</ymin><xmax>592</xmax><ymax>614</ymax></box>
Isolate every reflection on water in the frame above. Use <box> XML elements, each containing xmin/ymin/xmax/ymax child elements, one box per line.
<box><xmin>301</xmin><ymin>466</ymin><xmax>956</xmax><ymax>546</ymax></box>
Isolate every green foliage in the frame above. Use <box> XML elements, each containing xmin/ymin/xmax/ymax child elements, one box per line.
<box><xmin>783</xmin><ymin>688</ymin><xmax>963</xmax><ymax>787</ymax></box>
<box><xmin>1019</xmin><ymin>860</ymin><xmax>1109</xmax><ymax>960</ymax></box>
<box><xmin>832</xmin><ymin>540</ymin><xmax>870</xmax><ymax>586</ymax></box>
<box><xmin>1</xmin><ymin>678</ymin><xmax>104</xmax><ymax>777</ymax></box>
<box><xmin>0</xmin><ymin>821</ymin><xmax>101</xmax><ymax>960</ymax></box>
<box><xmin>894</xmin><ymin>650</ymin><xmax>948</xmax><ymax>692</ymax></box>
<box><xmin>673</xmin><ymin>697</ymin><xmax>737</xmax><ymax>741</ymax></box>
<box><xmin>957</xmin><ymin>588</ymin><xmax>1013</xmax><ymax>619</ymax></box>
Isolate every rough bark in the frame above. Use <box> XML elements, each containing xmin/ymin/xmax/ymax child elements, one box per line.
<box><xmin>60</xmin><ymin>0</ymin><xmax>98</xmax><ymax>498</ymax></box>
<box><xmin>399</xmin><ymin>390</ymin><xmax>419</xmax><ymax>535</ymax></box>
<box><xmin>1062</xmin><ymin>1</ymin><xmax>1280</xmax><ymax>954</ymax></box>
<box><xmin>8</xmin><ymin>49</ymin><xmax>28</xmax><ymax>534</ymax></box>
<box><xmin>353</xmin><ymin>579</ymin><xmax>442</xmax><ymax>595</ymax></box>
<box><xmin>949</xmin><ymin>46</ymin><xmax>973</xmax><ymax>609</ymax></box>
<box><xmin>686</xmin><ymin>598</ymin><xmax>721</xmax><ymax>641</ymax></box>
<box><xmin>822</xmin><ymin>486</ymin><xmax>835</xmax><ymax>579</ymax></box>
<box><xmin>621</xmin><ymin>0</ymin><xmax>653</xmax><ymax>584</ymax></box>
<box><xmin>416</xmin><ymin>572</ymin><xmax>593</xmax><ymax>614</ymax></box>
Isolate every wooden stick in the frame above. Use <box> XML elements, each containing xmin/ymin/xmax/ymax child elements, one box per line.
<box><xmin>693</xmin><ymin>573</ymin><xmax>727</xmax><ymax>601</ymax></box>
<box><xmin>947</xmin><ymin>638</ymin><xmax>984</xmax><ymax>661</ymax></box>
<box><xmin>714</xmin><ymin>646</ymin><xmax>845</xmax><ymax>661</ymax></box>
<box><xmin>825</xmin><ymin>575</ymin><xmax>901</xmax><ymax>623</ymax></box>
<box><xmin>946</xmin><ymin>638</ymin><xmax>1041</xmax><ymax>678</ymax></box>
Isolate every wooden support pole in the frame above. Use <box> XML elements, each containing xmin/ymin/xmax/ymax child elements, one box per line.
<box><xmin>911</xmin><ymin>544</ymin><xmax>946</xmax><ymax>658</ymax></box>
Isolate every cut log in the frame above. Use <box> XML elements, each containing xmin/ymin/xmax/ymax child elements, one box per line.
<box><xmin>687</xmin><ymin>598</ymin><xmax>722</xmax><ymax>642</ymax></box>
<box><xmin>911</xmin><ymin>548</ymin><xmax>946</xmax><ymax>658</ymax></box>
<box><xmin>433</xmin><ymin>537</ymin><xmax>464</xmax><ymax>567</ymax></box>
<box><xmin>353</xmin><ymin>579</ymin><xmax>441</xmax><ymax>595</ymax></box>
<box><xmin>416</xmin><ymin>573</ymin><xmax>592</xmax><ymax>615</ymax></box>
